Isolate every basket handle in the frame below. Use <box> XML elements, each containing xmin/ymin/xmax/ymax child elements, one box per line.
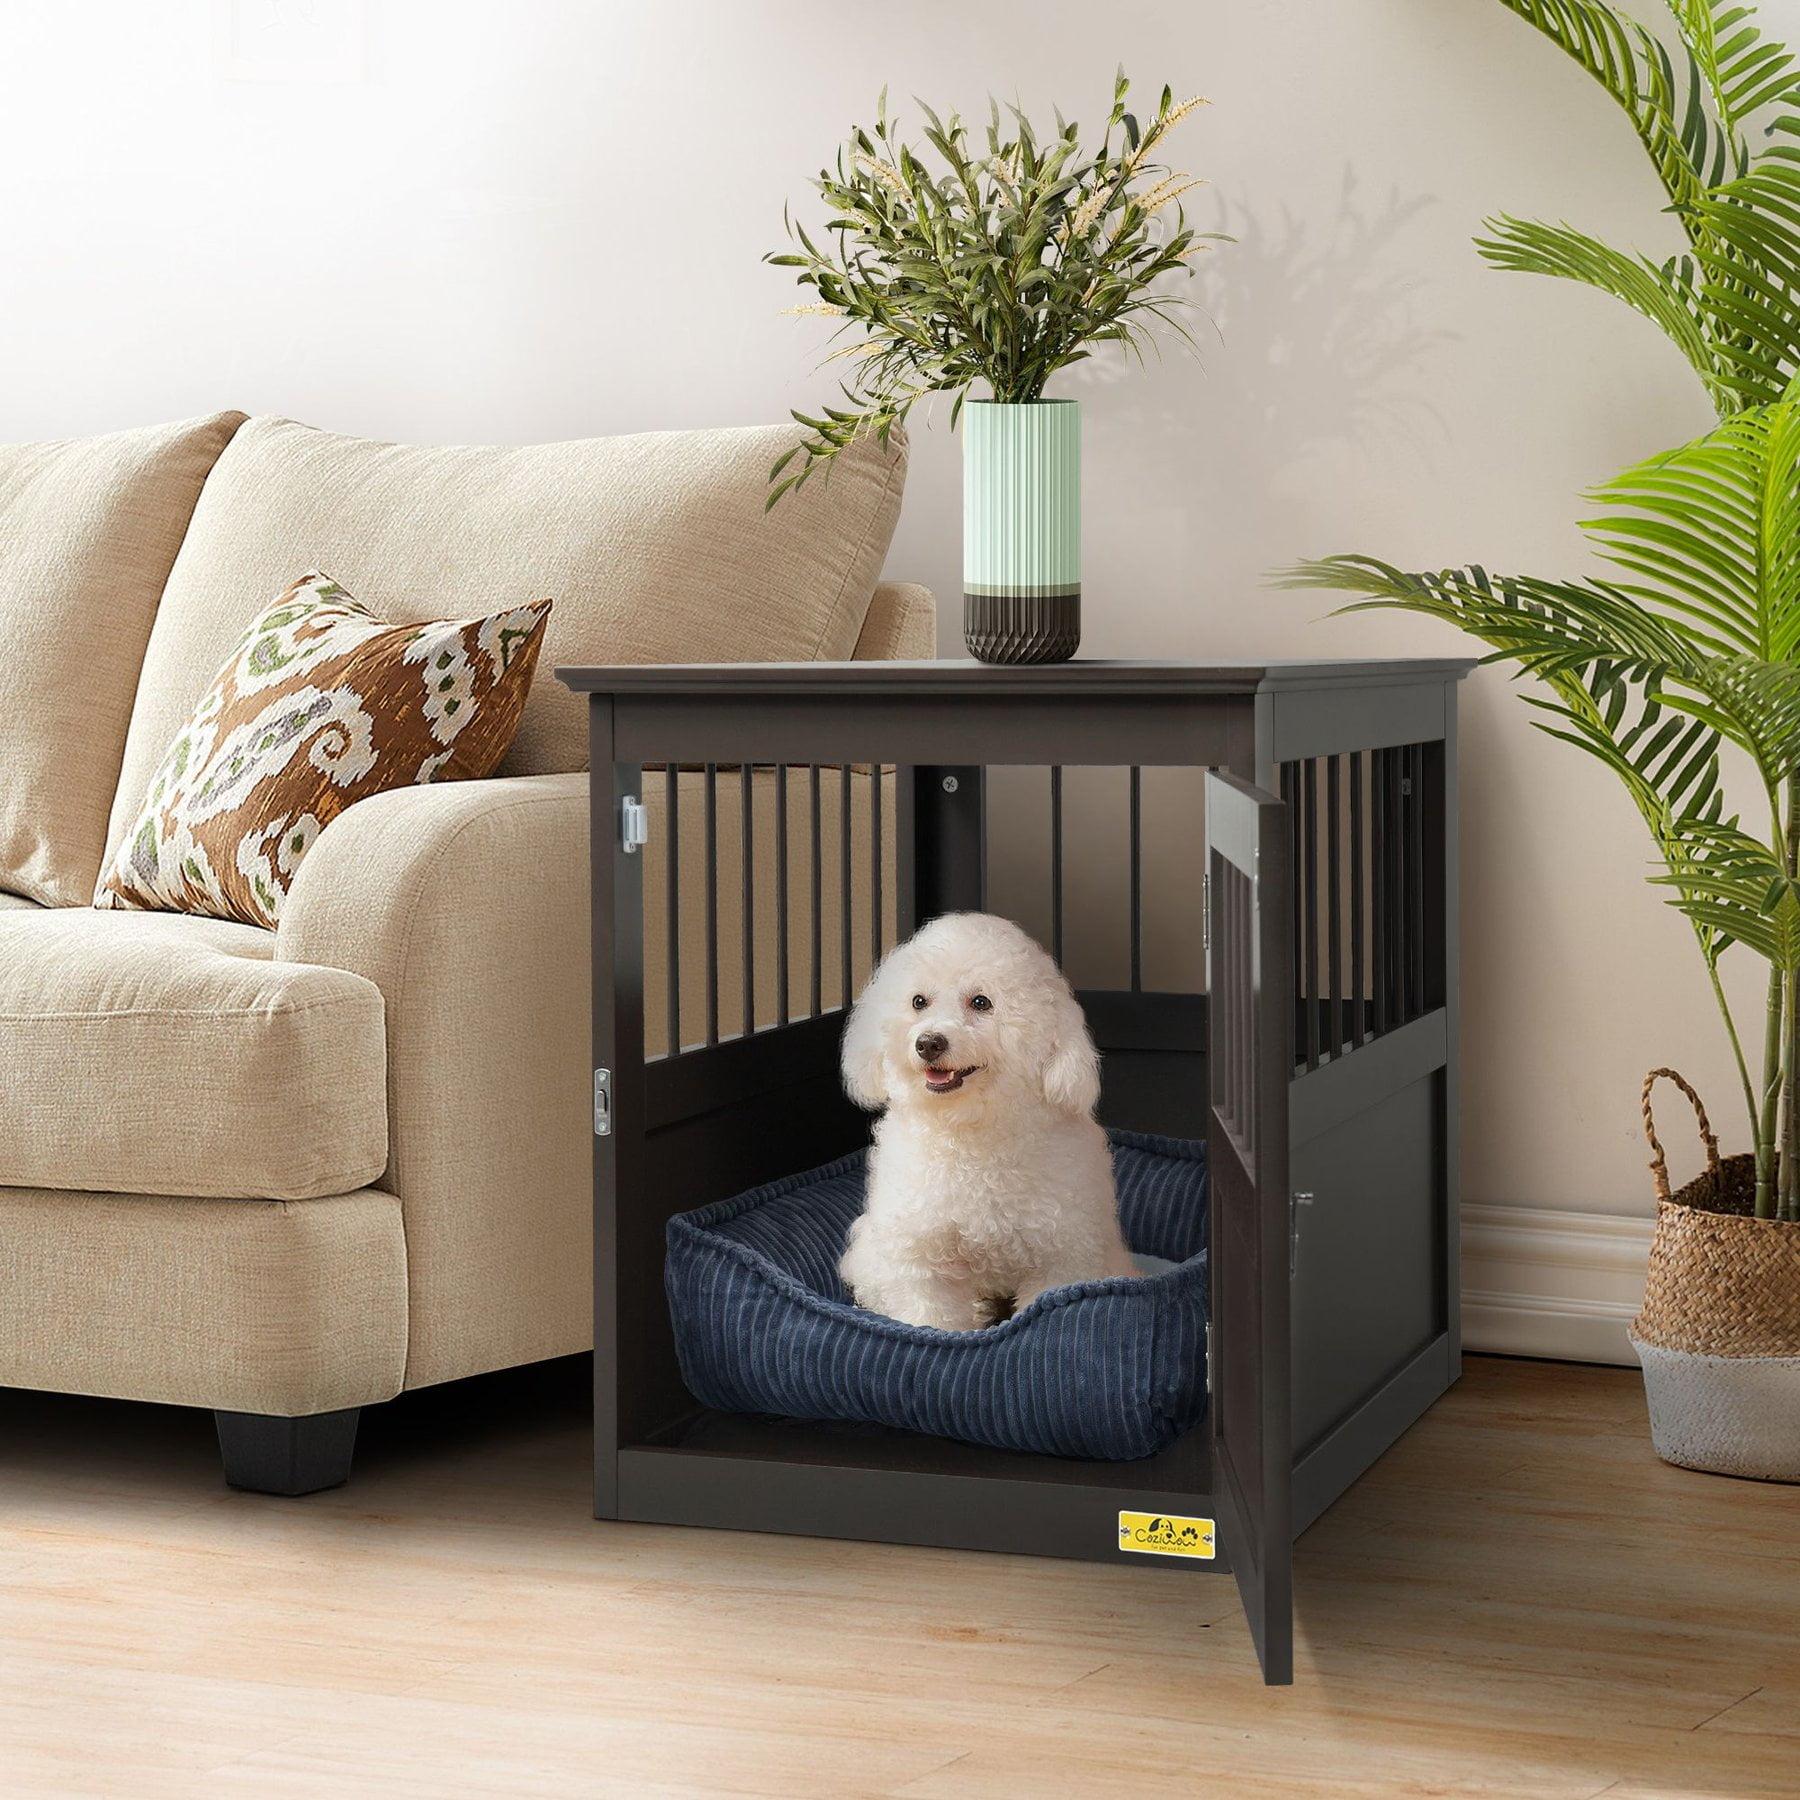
<box><xmin>1641</xmin><ymin>1067</ymin><xmax>1721</xmax><ymax>1203</ymax></box>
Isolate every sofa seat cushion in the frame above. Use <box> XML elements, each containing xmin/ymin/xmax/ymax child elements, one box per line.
<box><xmin>0</xmin><ymin>908</ymin><xmax>386</xmax><ymax>1199</ymax></box>
<box><xmin>107</xmin><ymin>417</ymin><xmax>909</xmax><ymax>852</ymax></box>
<box><xmin>0</xmin><ymin>412</ymin><xmax>245</xmax><ymax>908</ymax></box>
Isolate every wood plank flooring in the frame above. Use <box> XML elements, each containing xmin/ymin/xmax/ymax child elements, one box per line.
<box><xmin>1</xmin><ymin>1355</ymin><xmax>1794</xmax><ymax>1796</ymax></box>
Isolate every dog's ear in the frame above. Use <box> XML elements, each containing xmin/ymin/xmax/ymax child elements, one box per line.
<box><xmin>841</xmin><ymin>956</ymin><xmax>894</xmax><ymax>1110</ymax></box>
<box><xmin>1041</xmin><ymin>985</ymin><xmax>1102</xmax><ymax>1115</ymax></box>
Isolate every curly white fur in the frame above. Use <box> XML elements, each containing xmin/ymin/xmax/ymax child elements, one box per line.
<box><xmin>839</xmin><ymin>912</ymin><xmax>1135</xmax><ymax>1331</ymax></box>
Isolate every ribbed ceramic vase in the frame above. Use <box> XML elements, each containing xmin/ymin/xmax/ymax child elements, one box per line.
<box><xmin>962</xmin><ymin>398</ymin><xmax>1080</xmax><ymax>664</ymax></box>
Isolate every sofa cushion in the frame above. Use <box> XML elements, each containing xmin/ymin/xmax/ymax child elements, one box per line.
<box><xmin>0</xmin><ymin>907</ymin><xmax>386</xmax><ymax>1199</ymax></box>
<box><xmin>107</xmin><ymin>417</ymin><xmax>908</xmax><ymax>854</ymax></box>
<box><xmin>0</xmin><ymin>412</ymin><xmax>245</xmax><ymax>907</ymax></box>
<box><xmin>0</xmin><ymin>1186</ymin><xmax>407</xmax><ymax>1415</ymax></box>
<box><xmin>98</xmin><ymin>572</ymin><xmax>550</xmax><ymax>928</ymax></box>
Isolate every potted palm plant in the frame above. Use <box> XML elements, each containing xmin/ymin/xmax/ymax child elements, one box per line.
<box><xmin>767</xmin><ymin>74</ymin><xmax>1217</xmax><ymax>664</ymax></box>
<box><xmin>1284</xmin><ymin>0</ymin><xmax>1800</xmax><ymax>1478</ymax></box>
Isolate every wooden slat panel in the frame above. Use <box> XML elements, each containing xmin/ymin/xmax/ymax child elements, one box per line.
<box><xmin>704</xmin><ymin>764</ymin><xmax>719</xmax><ymax>1047</ymax></box>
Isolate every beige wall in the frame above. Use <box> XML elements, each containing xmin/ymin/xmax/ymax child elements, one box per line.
<box><xmin>0</xmin><ymin>0</ymin><xmax>1761</xmax><ymax>1230</ymax></box>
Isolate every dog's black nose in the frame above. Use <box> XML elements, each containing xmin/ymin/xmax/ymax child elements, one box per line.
<box><xmin>915</xmin><ymin>1030</ymin><xmax>948</xmax><ymax>1063</ymax></box>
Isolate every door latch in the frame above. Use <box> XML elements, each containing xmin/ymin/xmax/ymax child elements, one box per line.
<box><xmin>619</xmin><ymin>796</ymin><xmax>648</xmax><ymax>854</ymax></box>
<box><xmin>594</xmin><ymin>1067</ymin><xmax>612</xmax><ymax>1136</ymax></box>
<box><xmin>1290</xmin><ymin>1190</ymin><xmax>1314</xmax><ymax>1275</ymax></box>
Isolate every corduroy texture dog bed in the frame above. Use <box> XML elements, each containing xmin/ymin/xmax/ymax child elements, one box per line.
<box><xmin>664</xmin><ymin>1131</ymin><xmax>1209</xmax><ymax>1460</ymax></box>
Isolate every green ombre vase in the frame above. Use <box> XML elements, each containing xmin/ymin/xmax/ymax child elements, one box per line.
<box><xmin>962</xmin><ymin>398</ymin><xmax>1081</xmax><ymax>664</ymax></box>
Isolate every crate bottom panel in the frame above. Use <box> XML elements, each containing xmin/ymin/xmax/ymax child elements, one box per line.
<box><xmin>613</xmin><ymin>1409</ymin><xmax>1221</xmax><ymax>1567</ymax></box>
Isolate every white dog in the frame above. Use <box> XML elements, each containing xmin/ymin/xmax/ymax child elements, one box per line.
<box><xmin>838</xmin><ymin>911</ymin><xmax>1136</xmax><ymax>1331</ymax></box>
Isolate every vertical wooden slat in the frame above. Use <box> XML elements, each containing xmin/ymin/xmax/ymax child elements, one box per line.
<box><xmin>1129</xmin><ymin>766</ymin><xmax>1143</xmax><ymax>992</ymax></box>
<box><xmin>840</xmin><ymin>762</ymin><xmax>853</xmax><ymax>1009</ymax></box>
<box><xmin>1231</xmin><ymin>860</ymin><xmax>1245</xmax><ymax>1108</ymax></box>
<box><xmin>703</xmin><ymin>763</ymin><xmax>719</xmax><ymax>1048</ymax></box>
<box><xmin>1327</xmin><ymin>753</ymin><xmax>1342</xmax><ymax>1060</ymax></box>
<box><xmin>1224</xmin><ymin>867</ymin><xmax>1237</xmax><ymax>1118</ymax></box>
<box><xmin>1370</xmin><ymin>748</ymin><xmax>1388</xmax><ymax>1038</ymax></box>
<box><xmin>740</xmin><ymin>762</ymin><xmax>754</xmax><ymax>1039</ymax></box>
<box><xmin>1349</xmin><ymin>750</ymin><xmax>1365</xmax><ymax>1049</ymax></box>
<box><xmin>1389</xmin><ymin>745</ymin><xmax>1406</xmax><ymax>1026</ymax></box>
<box><xmin>775</xmin><ymin>763</ymin><xmax>790</xmax><ymax>1028</ymax></box>
<box><xmin>1050</xmin><ymin>765</ymin><xmax>1064</xmax><ymax>966</ymax></box>
<box><xmin>1407</xmin><ymin>742</ymin><xmax>1426</xmax><ymax>1021</ymax></box>
<box><xmin>664</xmin><ymin>762</ymin><xmax>679</xmax><ymax>1056</ymax></box>
<box><xmin>1281</xmin><ymin>763</ymin><xmax>1301</xmax><ymax>1057</ymax></box>
<box><xmin>809</xmin><ymin>765</ymin><xmax>823</xmax><ymax>1019</ymax></box>
<box><xmin>1238</xmin><ymin>866</ymin><xmax>1253</xmax><ymax>1116</ymax></box>
<box><xmin>1302</xmin><ymin>758</ymin><xmax>1319</xmax><ymax>1072</ymax></box>
<box><xmin>870</xmin><ymin>763</ymin><xmax>883</xmax><ymax>967</ymax></box>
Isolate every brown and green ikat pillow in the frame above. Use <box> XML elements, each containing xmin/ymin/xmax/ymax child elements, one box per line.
<box><xmin>98</xmin><ymin>571</ymin><xmax>551</xmax><ymax>930</ymax></box>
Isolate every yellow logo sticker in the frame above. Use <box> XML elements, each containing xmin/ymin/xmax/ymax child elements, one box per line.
<box><xmin>1117</xmin><ymin>1510</ymin><xmax>1215</xmax><ymax>1559</ymax></box>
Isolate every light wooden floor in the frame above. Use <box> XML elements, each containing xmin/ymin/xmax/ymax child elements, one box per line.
<box><xmin>1</xmin><ymin>1355</ymin><xmax>1794</xmax><ymax>1798</ymax></box>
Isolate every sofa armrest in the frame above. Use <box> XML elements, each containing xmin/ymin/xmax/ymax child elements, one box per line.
<box><xmin>852</xmin><ymin>581</ymin><xmax>936</xmax><ymax>661</ymax></box>
<box><xmin>278</xmin><ymin>772</ymin><xmax>590</xmax><ymax>1390</ymax></box>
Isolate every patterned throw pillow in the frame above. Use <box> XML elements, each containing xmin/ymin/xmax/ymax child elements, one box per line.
<box><xmin>97</xmin><ymin>571</ymin><xmax>551</xmax><ymax>930</ymax></box>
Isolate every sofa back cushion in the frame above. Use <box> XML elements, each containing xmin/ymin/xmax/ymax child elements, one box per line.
<box><xmin>0</xmin><ymin>412</ymin><xmax>245</xmax><ymax>906</ymax></box>
<box><xmin>106</xmin><ymin>417</ymin><xmax>908</xmax><ymax>856</ymax></box>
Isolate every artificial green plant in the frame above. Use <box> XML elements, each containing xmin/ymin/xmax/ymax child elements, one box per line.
<box><xmin>1284</xmin><ymin>0</ymin><xmax>1800</xmax><ymax>1220</ymax></box>
<box><xmin>764</xmin><ymin>72</ymin><xmax>1218</xmax><ymax>505</ymax></box>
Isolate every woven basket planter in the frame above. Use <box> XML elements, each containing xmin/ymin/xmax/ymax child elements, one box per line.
<box><xmin>1629</xmin><ymin>1068</ymin><xmax>1800</xmax><ymax>1481</ymax></box>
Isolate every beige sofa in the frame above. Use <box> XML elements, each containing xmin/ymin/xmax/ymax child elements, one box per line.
<box><xmin>0</xmin><ymin>410</ymin><xmax>929</xmax><ymax>1492</ymax></box>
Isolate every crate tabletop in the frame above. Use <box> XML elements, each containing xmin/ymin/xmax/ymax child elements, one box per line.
<box><xmin>555</xmin><ymin>657</ymin><xmax>1477</xmax><ymax>698</ymax></box>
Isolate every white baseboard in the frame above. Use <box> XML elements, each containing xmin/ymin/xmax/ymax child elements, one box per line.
<box><xmin>1460</xmin><ymin>1204</ymin><xmax>1654</xmax><ymax>1367</ymax></box>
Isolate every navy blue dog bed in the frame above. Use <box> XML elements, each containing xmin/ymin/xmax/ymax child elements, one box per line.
<box><xmin>664</xmin><ymin>1131</ymin><xmax>1209</xmax><ymax>1461</ymax></box>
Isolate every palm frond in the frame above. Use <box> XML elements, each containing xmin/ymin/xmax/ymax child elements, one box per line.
<box><xmin>1672</xmin><ymin>1</ymin><xmax>1800</xmax><ymax>140</ymax></box>
<box><xmin>1496</xmin><ymin>0</ymin><xmax>1717</xmax><ymax>221</ymax></box>
<box><xmin>1474</xmin><ymin>214</ymin><xmax>1732</xmax><ymax>407</ymax></box>
<box><xmin>1583</xmin><ymin>382</ymin><xmax>1800</xmax><ymax>657</ymax></box>
<box><xmin>1654</xmin><ymin>813</ymin><xmax>1800</xmax><ymax>966</ymax></box>
<box><xmin>1493</xmin><ymin>0</ymin><xmax>1800</xmax><ymax>412</ymax></box>
<box><xmin>1687</xmin><ymin>158</ymin><xmax>1800</xmax><ymax>405</ymax></box>
<box><xmin>1278</xmin><ymin>555</ymin><xmax>1706</xmax><ymax>677</ymax></box>
<box><xmin>1664</xmin><ymin>656</ymin><xmax>1800</xmax><ymax>786</ymax></box>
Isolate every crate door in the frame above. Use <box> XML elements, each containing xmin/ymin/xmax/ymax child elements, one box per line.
<box><xmin>1205</xmin><ymin>771</ymin><xmax>1294</xmax><ymax>1686</ymax></box>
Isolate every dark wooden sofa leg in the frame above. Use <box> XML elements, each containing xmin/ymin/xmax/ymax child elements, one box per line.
<box><xmin>214</xmin><ymin>1407</ymin><xmax>361</xmax><ymax>1496</ymax></box>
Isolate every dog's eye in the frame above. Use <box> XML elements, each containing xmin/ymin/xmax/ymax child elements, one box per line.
<box><xmin>969</xmin><ymin>993</ymin><xmax>992</xmax><ymax>1013</ymax></box>
<box><xmin>911</xmin><ymin>993</ymin><xmax>928</xmax><ymax>1011</ymax></box>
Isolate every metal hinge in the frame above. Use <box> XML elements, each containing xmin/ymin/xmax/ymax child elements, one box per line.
<box><xmin>619</xmin><ymin>795</ymin><xmax>648</xmax><ymax>854</ymax></box>
<box><xmin>593</xmin><ymin>1067</ymin><xmax>612</xmax><ymax>1136</ymax></box>
<box><xmin>1205</xmin><ymin>1321</ymin><xmax>1213</xmax><ymax>1394</ymax></box>
<box><xmin>1201</xmin><ymin>868</ymin><xmax>1211</xmax><ymax>959</ymax></box>
<box><xmin>1289</xmin><ymin>1190</ymin><xmax>1314</xmax><ymax>1276</ymax></box>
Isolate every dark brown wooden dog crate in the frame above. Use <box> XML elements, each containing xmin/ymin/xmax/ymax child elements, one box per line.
<box><xmin>556</xmin><ymin>658</ymin><xmax>1473</xmax><ymax>1685</ymax></box>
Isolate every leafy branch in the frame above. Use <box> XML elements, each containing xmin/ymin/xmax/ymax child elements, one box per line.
<box><xmin>765</xmin><ymin>71</ymin><xmax>1222</xmax><ymax>505</ymax></box>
